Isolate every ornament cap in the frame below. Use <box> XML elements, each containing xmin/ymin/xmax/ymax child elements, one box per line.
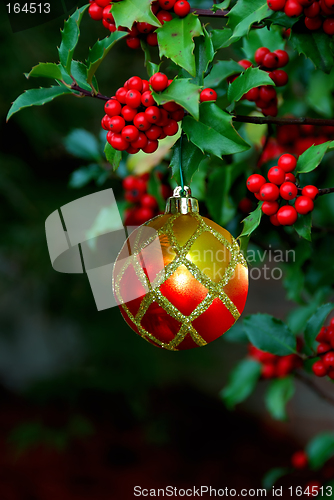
<box><xmin>165</xmin><ymin>186</ymin><xmax>199</xmax><ymax>215</ymax></box>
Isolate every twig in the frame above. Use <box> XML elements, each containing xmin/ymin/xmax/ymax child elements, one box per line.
<box><xmin>295</xmin><ymin>371</ymin><xmax>334</xmax><ymax>407</ymax></box>
<box><xmin>190</xmin><ymin>8</ymin><xmax>228</xmax><ymax>17</ymax></box>
<box><xmin>70</xmin><ymin>84</ymin><xmax>110</xmax><ymax>102</ymax></box>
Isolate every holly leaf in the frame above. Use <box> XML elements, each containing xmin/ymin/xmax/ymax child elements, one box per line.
<box><xmin>58</xmin><ymin>5</ymin><xmax>89</xmax><ymax>75</ymax></box>
<box><xmin>64</xmin><ymin>129</ymin><xmax>101</xmax><ymax>161</ymax></box>
<box><xmin>227</xmin><ymin>0</ymin><xmax>272</xmax><ymax>41</ymax></box>
<box><xmin>262</xmin><ymin>468</ymin><xmax>290</xmax><ymax>491</ymax></box>
<box><xmin>296</xmin><ymin>142</ymin><xmax>334</xmax><ymax>174</ymax></box>
<box><xmin>304</xmin><ymin>303</ymin><xmax>334</xmax><ymax>350</ymax></box>
<box><xmin>86</xmin><ymin>31</ymin><xmax>128</xmax><ymax>86</ymax></box>
<box><xmin>25</xmin><ymin>62</ymin><xmax>63</xmax><ymax>81</ymax></box>
<box><xmin>6</xmin><ymin>86</ymin><xmax>75</xmax><ymax>121</ymax></box>
<box><xmin>170</xmin><ymin>138</ymin><xmax>204</xmax><ymax>185</ymax></box>
<box><xmin>182</xmin><ymin>102</ymin><xmax>250</xmax><ymax>158</ymax></box>
<box><xmin>152</xmin><ymin>78</ymin><xmax>201</xmax><ymax>119</ymax></box>
<box><xmin>212</xmin><ymin>0</ymin><xmax>230</xmax><ymax>11</ymax></box>
<box><xmin>244</xmin><ymin>314</ymin><xmax>297</xmax><ymax>355</ymax></box>
<box><xmin>290</xmin><ymin>31</ymin><xmax>334</xmax><ymax>74</ymax></box>
<box><xmin>69</xmin><ymin>164</ymin><xmax>105</xmax><ymax>189</ymax></box>
<box><xmin>294</xmin><ymin>213</ymin><xmax>312</xmax><ymax>242</ymax></box>
<box><xmin>269</xmin><ymin>11</ymin><xmax>299</xmax><ymax>28</ymax></box>
<box><xmin>239</xmin><ymin>203</ymin><xmax>263</xmax><ymax>238</ymax></box>
<box><xmin>59</xmin><ymin>61</ymin><xmax>99</xmax><ymax>93</ymax></box>
<box><xmin>307</xmin><ymin>72</ymin><xmax>334</xmax><ymax>118</ymax></box>
<box><xmin>220</xmin><ymin>359</ymin><xmax>262</xmax><ymax>409</ymax></box>
<box><xmin>104</xmin><ymin>142</ymin><xmax>122</xmax><ymax>171</ymax></box>
<box><xmin>211</xmin><ymin>29</ymin><xmax>234</xmax><ymax>50</ymax></box>
<box><xmin>306</xmin><ymin>433</ymin><xmax>334</xmax><ymax>470</ymax></box>
<box><xmin>157</xmin><ymin>14</ymin><xmax>203</xmax><ymax>76</ymax></box>
<box><xmin>193</xmin><ymin>27</ymin><xmax>215</xmax><ymax>85</ymax></box>
<box><xmin>112</xmin><ymin>0</ymin><xmax>160</xmax><ymax>30</ymax></box>
<box><xmin>204</xmin><ymin>60</ymin><xmax>242</xmax><ymax>89</ymax></box>
<box><xmin>228</xmin><ymin>67</ymin><xmax>274</xmax><ymax>103</ymax></box>
<box><xmin>265</xmin><ymin>377</ymin><xmax>295</xmax><ymax>421</ymax></box>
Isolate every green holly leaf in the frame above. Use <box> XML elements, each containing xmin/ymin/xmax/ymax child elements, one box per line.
<box><xmin>152</xmin><ymin>78</ymin><xmax>201</xmax><ymax>119</ymax></box>
<box><xmin>86</xmin><ymin>31</ymin><xmax>128</xmax><ymax>86</ymax></box>
<box><xmin>242</xmin><ymin>26</ymin><xmax>286</xmax><ymax>60</ymax></box>
<box><xmin>25</xmin><ymin>62</ymin><xmax>63</xmax><ymax>81</ymax></box>
<box><xmin>220</xmin><ymin>359</ymin><xmax>262</xmax><ymax>409</ymax></box>
<box><xmin>228</xmin><ymin>67</ymin><xmax>274</xmax><ymax>103</ymax></box>
<box><xmin>244</xmin><ymin>314</ymin><xmax>297</xmax><ymax>356</ymax></box>
<box><xmin>112</xmin><ymin>0</ymin><xmax>160</xmax><ymax>30</ymax></box>
<box><xmin>304</xmin><ymin>303</ymin><xmax>334</xmax><ymax>350</ymax></box>
<box><xmin>170</xmin><ymin>138</ymin><xmax>204</xmax><ymax>185</ymax></box>
<box><xmin>227</xmin><ymin>0</ymin><xmax>272</xmax><ymax>41</ymax></box>
<box><xmin>104</xmin><ymin>142</ymin><xmax>122</xmax><ymax>171</ymax></box>
<box><xmin>223</xmin><ymin>321</ymin><xmax>249</xmax><ymax>343</ymax></box>
<box><xmin>306</xmin><ymin>433</ymin><xmax>334</xmax><ymax>470</ymax></box>
<box><xmin>294</xmin><ymin>213</ymin><xmax>312</xmax><ymax>242</ymax></box>
<box><xmin>290</xmin><ymin>31</ymin><xmax>334</xmax><ymax>74</ymax></box>
<box><xmin>265</xmin><ymin>377</ymin><xmax>295</xmax><ymax>421</ymax></box>
<box><xmin>204</xmin><ymin>59</ymin><xmax>242</xmax><ymax>88</ymax></box>
<box><xmin>157</xmin><ymin>14</ymin><xmax>203</xmax><ymax>77</ymax></box>
<box><xmin>296</xmin><ymin>141</ymin><xmax>334</xmax><ymax>174</ymax></box>
<box><xmin>212</xmin><ymin>0</ymin><xmax>230</xmax><ymax>11</ymax></box>
<box><xmin>59</xmin><ymin>61</ymin><xmax>99</xmax><ymax>93</ymax></box>
<box><xmin>69</xmin><ymin>164</ymin><xmax>105</xmax><ymax>189</ymax></box>
<box><xmin>58</xmin><ymin>5</ymin><xmax>89</xmax><ymax>75</ymax></box>
<box><xmin>239</xmin><ymin>203</ymin><xmax>263</xmax><ymax>238</ymax></box>
<box><xmin>262</xmin><ymin>468</ymin><xmax>290</xmax><ymax>491</ymax></box>
<box><xmin>64</xmin><ymin>129</ymin><xmax>101</xmax><ymax>161</ymax></box>
<box><xmin>211</xmin><ymin>29</ymin><xmax>234</xmax><ymax>50</ymax></box>
<box><xmin>193</xmin><ymin>27</ymin><xmax>215</xmax><ymax>85</ymax></box>
<box><xmin>269</xmin><ymin>11</ymin><xmax>299</xmax><ymax>28</ymax></box>
<box><xmin>182</xmin><ymin>102</ymin><xmax>250</xmax><ymax>158</ymax></box>
<box><xmin>7</xmin><ymin>86</ymin><xmax>75</xmax><ymax>122</ymax></box>
<box><xmin>307</xmin><ymin>72</ymin><xmax>334</xmax><ymax>118</ymax></box>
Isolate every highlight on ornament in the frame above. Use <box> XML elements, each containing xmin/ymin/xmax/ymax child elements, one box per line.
<box><xmin>113</xmin><ymin>186</ymin><xmax>249</xmax><ymax>351</ymax></box>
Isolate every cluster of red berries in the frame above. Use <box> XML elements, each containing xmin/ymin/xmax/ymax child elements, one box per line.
<box><xmin>267</xmin><ymin>0</ymin><xmax>334</xmax><ymax>35</ymax></box>
<box><xmin>312</xmin><ymin>318</ymin><xmax>334</xmax><ymax>379</ymax></box>
<box><xmin>88</xmin><ymin>0</ymin><xmax>191</xmax><ymax>50</ymax></box>
<box><xmin>102</xmin><ymin>73</ymin><xmax>184</xmax><ymax>154</ymax></box>
<box><xmin>247</xmin><ymin>153</ymin><xmax>319</xmax><ymax>226</ymax></box>
<box><xmin>122</xmin><ymin>173</ymin><xmax>172</xmax><ymax>225</ymax></box>
<box><xmin>230</xmin><ymin>47</ymin><xmax>289</xmax><ymax>117</ymax></box>
<box><xmin>249</xmin><ymin>344</ymin><xmax>302</xmax><ymax>379</ymax></box>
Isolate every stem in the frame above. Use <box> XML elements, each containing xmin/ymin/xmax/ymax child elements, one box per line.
<box><xmin>190</xmin><ymin>8</ymin><xmax>228</xmax><ymax>16</ymax></box>
<box><xmin>295</xmin><ymin>371</ymin><xmax>334</xmax><ymax>407</ymax></box>
<box><xmin>70</xmin><ymin>83</ymin><xmax>110</xmax><ymax>102</ymax></box>
<box><xmin>233</xmin><ymin>115</ymin><xmax>334</xmax><ymax>127</ymax></box>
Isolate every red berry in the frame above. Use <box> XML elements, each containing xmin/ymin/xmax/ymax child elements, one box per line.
<box><xmin>267</xmin><ymin>0</ymin><xmax>286</xmax><ymax>10</ymax></box>
<box><xmin>261</xmin><ymin>363</ymin><xmax>276</xmax><ymax>379</ymax></box>
<box><xmin>274</xmin><ymin>49</ymin><xmax>289</xmax><ymax>67</ymax></box>
<box><xmin>147</xmin><ymin>32</ymin><xmax>158</xmax><ymax>46</ymax></box>
<box><xmin>171</xmin><ymin>109</ymin><xmax>185</xmax><ymax>121</ymax></box>
<box><xmin>317</xmin><ymin>326</ymin><xmax>328</xmax><ymax>343</ymax></box>
<box><xmin>280</xmin><ymin>181</ymin><xmax>298</xmax><ymax>200</ymax></box>
<box><xmin>141</xmin><ymin>194</ymin><xmax>158</xmax><ymax>209</ymax></box>
<box><xmin>145</xmin><ymin>106</ymin><xmax>161</xmax><ymax>124</ymax></box>
<box><xmin>122</xmin><ymin>125</ymin><xmax>139</xmax><ymax>143</ymax></box>
<box><xmin>325</xmin><ymin>0</ymin><xmax>334</xmax><ymax>8</ymax></box>
<box><xmin>295</xmin><ymin>196</ymin><xmax>314</xmax><ymax>215</ymax></box>
<box><xmin>115</xmin><ymin>87</ymin><xmax>127</xmax><ymax>104</ymax></box>
<box><xmin>262</xmin><ymin>201</ymin><xmax>279</xmax><ymax>216</ymax></box>
<box><xmin>105</xmin><ymin>99</ymin><xmax>122</xmax><ymax>117</ymax></box>
<box><xmin>121</xmin><ymin>105</ymin><xmax>138</xmax><ymax>122</ymax></box>
<box><xmin>238</xmin><ymin>59</ymin><xmax>253</xmax><ymax>69</ymax></box>
<box><xmin>262</xmin><ymin>103</ymin><xmax>278</xmax><ymax>117</ymax></box>
<box><xmin>134</xmin><ymin>112</ymin><xmax>151</xmax><ymax>131</ymax></box>
<box><xmin>320</xmin><ymin>0</ymin><xmax>334</xmax><ymax>14</ymax></box>
<box><xmin>155</xmin><ymin>108</ymin><xmax>170</xmax><ymax>127</ymax></box>
<box><xmin>142</xmin><ymin>80</ymin><xmax>150</xmax><ymax>93</ymax></box>
<box><xmin>137</xmin><ymin>22</ymin><xmax>154</xmax><ymax>34</ymax></box>
<box><xmin>101</xmin><ymin>115</ymin><xmax>111</xmax><ymax>130</ymax></box>
<box><xmin>128</xmin><ymin>24</ymin><xmax>139</xmax><ymax>37</ymax></box>
<box><xmin>276</xmin><ymin>355</ymin><xmax>296</xmax><ymax>377</ymax></box>
<box><xmin>312</xmin><ymin>359</ymin><xmax>328</xmax><ymax>377</ymax></box>
<box><xmin>200</xmin><ymin>88</ymin><xmax>217</xmax><ymax>102</ymax></box>
<box><xmin>174</xmin><ymin>0</ymin><xmax>191</xmax><ymax>17</ymax></box>
<box><xmin>278</xmin><ymin>153</ymin><xmax>297</xmax><ymax>172</ymax></box>
<box><xmin>109</xmin><ymin>115</ymin><xmax>126</xmax><ymax>133</ymax></box>
<box><xmin>102</xmin><ymin>5</ymin><xmax>114</xmax><ymax>23</ymax></box>
<box><xmin>126</xmin><ymin>36</ymin><xmax>141</xmax><ymax>49</ymax></box>
<box><xmin>260</xmin><ymin>85</ymin><xmax>277</xmax><ymax>102</ymax></box>
<box><xmin>277</xmin><ymin>205</ymin><xmax>298</xmax><ymax>225</ymax></box>
<box><xmin>158</xmin><ymin>0</ymin><xmax>176</xmax><ymax>9</ymax></box>
<box><xmin>126</xmin><ymin>89</ymin><xmax>142</xmax><ymax>109</ymax></box>
<box><xmin>150</xmin><ymin>72</ymin><xmax>169</xmax><ymax>92</ymax></box>
<box><xmin>285</xmin><ymin>173</ymin><xmax>296</xmax><ymax>183</ymax></box>
<box><xmin>270</xmin><ymin>69</ymin><xmax>289</xmax><ymax>86</ymax></box>
<box><xmin>284</xmin><ymin>0</ymin><xmax>303</xmax><ymax>16</ymax></box>
<box><xmin>127</xmin><ymin>76</ymin><xmax>143</xmax><ymax>92</ymax></box>
<box><xmin>268</xmin><ymin>166</ymin><xmax>286</xmax><ymax>185</ymax></box>
<box><xmin>127</xmin><ymin>145</ymin><xmax>140</xmax><ymax>154</ymax></box>
<box><xmin>142</xmin><ymin>139</ymin><xmax>159</xmax><ymax>154</ymax></box>
<box><xmin>141</xmin><ymin>91</ymin><xmax>155</xmax><ymax>107</ymax></box>
<box><xmin>305</xmin><ymin>15</ymin><xmax>322</xmax><ymax>30</ymax></box>
<box><xmin>146</xmin><ymin>125</ymin><xmax>163</xmax><ymax>140</ymax></box>
<box><xmin>156</xmin><ymin>10</ymin><xmax>173</xmax><ymax>23</ymax></box>
<box><xmin>317</xmin><ymin>343</ymin><xmax>331</xmax><ymax>355</ymax></box>
<box><xmin>163</xmin><ymin>101</ymin><xmax>180</xmax><ymax>112</ymax></box>
<box><xmin>131</xmin><ymin>132</ymin><xmax>148</xmax><ymax>150</ymax></box>
<box><xmin>323</xmin><ymin>351</ymin><xmax>334</xmax><ymax>370</ymax></box>
<box><xmin>246</xmin><ymin>174</ymin><xmax>266</xmax><ymax>193</ymax></box>
<box><xmin>163</xmin><ymin>119</ymin><xmax>179</xmax><ymax>136</ymax></box>
<box><xmin>89</xmin><ymin>3</ymin><xmax>104</xmax><ymax>20</ymax></box>
<box><xmin>135</xmin><ymin>207</ymin><xmax>155</xmax><ymax>225</ymax></box>
<box><xmin>270</xmin><ymin>213</ymin><xmax>281</xmax><ymax>226</ymax></box>
<box><xmin>109</xmin><ymin>132</ymin><xmax>129</xmax><ymax>151</ymax></box>
<box><xmin>244</xmin><ymin>87</ymin><xmax>260</xmax><ymax>101</ymax></box>
<box><xmin>255</xmin><ymin>47</ymin><xmax>270</xmax><ymax>65</ymax></box>
<box><xmin>262</xmin><ymin>52</ymin><xmax>279</xmax><ymax>69</ymax></box>
<box><xmin>260</xmin><ymin>183</ymin><xmax>280</xmax><ymax>201</ymax></box>
<box><xmin>123</xmin><ymin>175</ymin><xmax>137</xmax><ymax>190</ymax></box>
<box><xmin>323</xmin><ymin>17</ymin><xmax>334</xmax><ymax>35</ymax></box>
<box><xmin>291</xmin><ymin>451</ymin><xmax>308</xmax><ymax>469</ymax></box>
<box><xmin>95</xmin><ymin>0</ymin><xmax>111</xmax><ymax>7</ymax></box>
<box><xmin>304</xmin><ymin>1</ymin><xmax>321</xmax><ymax>17</ymax></box>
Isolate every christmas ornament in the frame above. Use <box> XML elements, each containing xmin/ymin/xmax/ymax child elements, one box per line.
<box><xmin>113</xmin><ymin>186</ymin><xmax>248</xmax><ymax>350</ymax></box>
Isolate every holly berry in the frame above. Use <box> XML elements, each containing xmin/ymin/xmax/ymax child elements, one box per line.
<box><xmin>122</xmin><ymin>125</ymin><xmax>139</xmax><ymax>143</ymax></box>
<box><xmin>284</xmin><ymin>0</ymin><xmax>304</xmax><ymax>16</ymax></box>
<box><xmin>246</xmin><ymin>174</ymin><xmax>266</xmax><ymax>193</ymax></box>
<box><xmin>238</xmin><ymin>59</ymin><xmax>253</xmax><ymax>70</ymax></box>
<box><xmin>291</xmin><ymin>451</ymin><xmax>308</xmax><ymax>470</ymax></box>
<box><xmin>262</xmin><ymin>52</ymin><xmax>279</xmax><ymax>69</ymax></box>
<box><xmin>121</xmin><ymin>105</ymin><xmax>138</xmax><ymax>122</ymax></box>
<box><xmin>305</xmin><ymin>16</ymin><xmax>323</xmax><ymax>30</ymax></box>
<box><xmin>270</xmin><ymin>69</ymin><xmax>289</xmax><ymax>87</ymax></box>
<box><xmin>174</xmin><ymin>0</ymin><xmax>191</xmax><ymax>17</ymax></box>
<box><xmin>267</xmin><ymin>0</ymin><xmax>286</xmax><ymax>10</ymax></box>
<box><xmin>145</xmin><ymin>106</ymin><xmax>161</xmax><ymax>124</ymax></box>
<box><xmin>89</xmin><ymin>3</ymin><xmax>104</xmax><ymax>20</ymax></box>
<box><xmin>285</xmin><ymin>173</ymin><xmax>296</xmax><ymax>183</ymax></box>
<box><xmin>276</xmin><ymin>205</ymin><xmax>298</xmax><ymax>225</ymax></box>
<box><xmin>141</xmin><ymin>194</ymin><xmax>158</xmax><ymax>209</ymax></box>
<box><xmin>134</xmin><ymin>112</ymin><xmax>151</xmax><ymax>131</ymax></box>
<box><xmin>259</xmin><ymin>183</ymin><xmax>280</xmax><ymax>201</ymax></box>
<box><xmin>200</xmin><ymin>88</ymin><xmax>218</xmax><ymax>102</ymax></box>
<box><xmin>280</xmin><ymin>181</ymin><xmax>298</xmax><ymax>200</ymax></box>
<box><xmin>105</xmin><ymin>99</ymin><xmax>122</xmax><ymax>117</ymax></box>
<box><xmin>109</xmin><ymin>115</ymin><xmax>126</xmax><ymax>133</ymax></box>
<box><xmin>274</xmin><ymin>49</ymin><xmax>289</xmax><ymax>67</ymax></box>
<box><xmin>278</xmin><ymin>153</ymin><xmax>297</xmax><ymax>172</ymax></box>
<box><xmin>302</xmin><ymin>185</ymin><xmax>319</xmax><ymax>199</ymax></box>
<box><xmin>255</xmin><ymin>47</ymin><xmax>270</xmax><ymax>65</ymax></box>
<box><xmin>156</xmin><ymin>10</ymin><xmax>173</xmax><ymax>23</ymax></box>
<box><xmin>262</xmin><ymin>201</ymin><xmax>279</xmax><ymax>216</ymax></box>
<box><xmin>158</xmin><ymin>0</ymin><xmax>176</xmax><ymax>9</ymax></box>
<box><xmin>108</xmin><ymin>132</ymin><xmax>129</xmax><ymax>151</ymax></box>
<box><xmin>268</xmin><ymin>166</ymin><xmax>286</xmax><ymax>185</ymax></box>
<box><xmin>295</xmin><ymin>196</ymin><xmax>314</xmax><ymax>214</ymax></box>
<box><xmin>323</xmin><ymin>18</ymin><xmax>334</xmax><ymax>35</ymax></box>
<box><xmin>126</xmin><ymin>89</ymin><xmax>142</xmax><ymax>109</ymax></box>
<box><xmin>150</xmin><ymin>72</ymin><xmax>169</xmax><ymax>92</ymax></box>
<box><xmin>127</xmin><ymin>76</ymin><xmax>143</xmax><ymax>92</ymax></box>
<box><xmin>142</xmin><ymin>139</ymin><xmax>159</xmax><ymax>153</ymax></box>
<box><xmin>312</xmin><ymin>360</ymin><xmax>328</xmax><ymax>377</ymax></box>
<box><xmin>126</xmin><ymin>37</ymin><xmax>141</xmax><ymax>50</ymax></box>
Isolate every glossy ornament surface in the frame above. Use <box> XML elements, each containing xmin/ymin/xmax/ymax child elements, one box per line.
<box><xmin>113</xmin><ymin>188</ymin><xmax>248</xmax><ymax>351</ymax></box>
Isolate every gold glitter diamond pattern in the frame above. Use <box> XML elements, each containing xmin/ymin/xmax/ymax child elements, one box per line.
<box><xmin>113</xmin><ymin>212</ymin><xmax>247</xmax><ymax>351</ymax></box>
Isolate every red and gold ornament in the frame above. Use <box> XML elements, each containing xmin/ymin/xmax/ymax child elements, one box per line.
<box><xmin>113</xmin><ymin>187</ymin><xmax>249</xmax><ymax>350</ymax></box>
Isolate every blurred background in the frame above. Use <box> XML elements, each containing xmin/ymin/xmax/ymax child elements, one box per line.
<box><xmin>1</xmin><ymin>1</ymin><xmax>334</xmax><ymax>498</ymax></box>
